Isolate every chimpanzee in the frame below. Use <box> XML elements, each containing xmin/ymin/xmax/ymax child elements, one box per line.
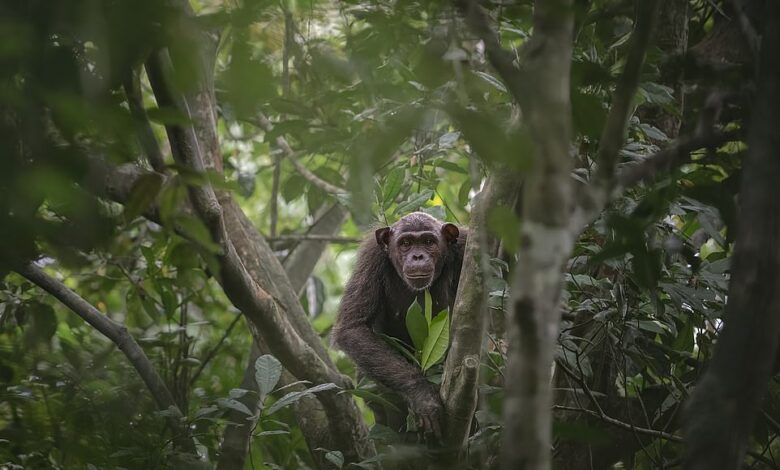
<box><xmin>333</xmin><ymin>212</ymin><xmax>466</xmax><ymax>440</ymax></box>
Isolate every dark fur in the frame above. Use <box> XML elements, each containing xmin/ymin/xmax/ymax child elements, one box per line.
<box><xmin>333</xmin><ymin>212</ymin><xmax>466</xmax><ymax>438</ymax></box>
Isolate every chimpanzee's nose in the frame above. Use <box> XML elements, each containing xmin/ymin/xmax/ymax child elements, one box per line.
<box><xmin>412</xmin><ymin>253</ymin><xmax>424</xmax><ymax>261</ymax></box>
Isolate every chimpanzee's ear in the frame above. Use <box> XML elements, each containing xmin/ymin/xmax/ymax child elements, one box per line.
<box><xmin>441</xmin><ymin>223</ymin><xmax>460</xmax><ymax>244</ymax></box>
<box><xmin>375</xmin><ymin>227</ymin><xmax>391</xmax><ymax>247</ymax></box>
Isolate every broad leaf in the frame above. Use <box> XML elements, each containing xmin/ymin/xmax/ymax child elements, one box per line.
<box><xmin>405</xmin><ymin>300</ymin><xmax>427</xmax><ymax>352</ymax></box>
<box><xmin>420</xmin><ymin>310</ymin><xmax>450</xmax><ymax>371</ymax></box>
<box><xmin>382</xmin><ymin>168</ymin><xmax>405</xmax><ymax>206</ymax></box>
<box><xmin>124</xmin><ymin>173</ymin><xmax>164</xmax><ymax>222</ymax></box>
<box><xmin>254</xmin><ymin>354</ymin><xmax>282</xmax><ymax>403</ymax></box>
<box><xmin>394</xmin><ymin>190</ymin><xmax>434</xmax><ymax>215</ymax></box>
<box><xmin>217</xmin><ymin>398</ymin><xmax>254</xmax><ymax>416</ymax></box>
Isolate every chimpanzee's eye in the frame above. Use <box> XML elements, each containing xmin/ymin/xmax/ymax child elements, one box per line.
<box><xmin>400</xmin><ymin>239</ymin><xmax>411</xmax><ymax>247</ymax></box>
<box><xmin>424</xmin><ymin>238</ymin><xmax>434</xmax><ymax>246</ymax></box>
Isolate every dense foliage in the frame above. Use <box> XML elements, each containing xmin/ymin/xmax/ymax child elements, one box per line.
<box><xmin>0</xmin><ymin>0</ymin><xmax>776</xmax><ymax>469</ymax></box>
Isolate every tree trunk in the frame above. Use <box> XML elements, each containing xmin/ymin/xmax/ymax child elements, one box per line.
<box><xmin>501</xmin><ymin>1</ymin><xmax>576</xmax><ymax>468</ymax></box>
<box><xmin>683</xmin><ymin>2</ymin><xmax>780</xmax><ymax>468</ymax></box>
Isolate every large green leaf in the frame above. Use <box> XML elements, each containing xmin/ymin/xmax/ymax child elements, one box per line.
<box><xmin>382</xmin><ymin>168</ymin><xmax>405</xmax><ymax>206</ymax></box>
<box><xmin>420</xmin><ymin>310</ymin><xmax>449</xmax><ymax>371</ymax></box>
<box><xmin>394</xmin><ymin>190</ymin><xmax>434</xmax><ymax>215</ymax></box>
<box><xmin>124</xmin><ymin>173</ymin><xmax>163</xmax><ymax>222</ymax></box>
<box><xmin>254</xmin><ymin>354</ymin><xmax>282</xmax><ymax>403</ymax></box>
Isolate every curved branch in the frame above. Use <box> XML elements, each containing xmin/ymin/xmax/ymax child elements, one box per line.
<box><xmin>123</xmin><ymin>69</ymin><xmax>167</xmax><ymax>173</ymax></box>
<box><xmin>455</xmin><ymin>0</ymin><xmax>526</xmax><ymax>105</ymax></box>
<box><xmin>256</xmin><ymin>114</ymin><xmax>347</xmax><ymax>196</ymax></box>
<box><xmin>15</xmin><ymin>263</ymin><xmax>196</xmax><ymax>454</ymax></box>
<box><xmin>552</xmin><ymin>406</ymin><xmax>682</xmax><ymax>443</ymax></box>
<box><xmin>219</xmin><ymin>205</ymin><xmax>347</xmax><ymax>470</ymax></box>
<box><xmin>617</xmin><ymin>129</ymin><xmax>739</xmax><ymax>189</ymax></box>
<box><xmin>282</xmin><ymin>204</ymin><xmax>349</xmax><ymax>296</ymax></box>
<box><xmin>592</xmin><ymin>0</ymin><xmax>661</xmax><ymax>191</ymax></box>
<box><xmin>146</xmin><ymin>47</ymin><xmax>373</xmax><ymax>462</ymax></box>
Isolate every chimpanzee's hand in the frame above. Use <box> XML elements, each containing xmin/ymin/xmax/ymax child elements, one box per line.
<box><xmin>408</xmin><ymin>382</ymin><xmax>443</xmax><ymax>444</ymax></box>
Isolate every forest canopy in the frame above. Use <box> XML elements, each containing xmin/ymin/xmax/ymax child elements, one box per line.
<box><xmin>1</xmin><ymin>0</ymin><xmax>779</xmax><ymax>469</ymax></box>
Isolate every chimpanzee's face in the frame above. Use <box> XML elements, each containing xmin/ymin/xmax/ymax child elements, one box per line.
<box><xmin>375</xmin><ymin>213</ymin><xmax>459</xmax><ymax>291</ymax></box>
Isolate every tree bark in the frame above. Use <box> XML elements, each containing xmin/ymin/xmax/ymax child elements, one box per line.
<box><xmin>217</xmin><ymin>204</ymin><xmax>347</xmax><ymax>470</ymax></box>
<box><xmin>683</xmin><ymin>2</ymin><xmax>780</xmax><ymax>467</ymax></box>
<box><xmin>500</xmin><ymin>1</ymin><xmax>576</xmax><ymax>468</ymax></box>
<box><xmin>439</xmin><ymin>171</ymin><xmax>519</xmax><ymax>459</ymax></box>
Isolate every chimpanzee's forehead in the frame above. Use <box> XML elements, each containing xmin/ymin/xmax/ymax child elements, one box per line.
<box><xmin>391</xmin><ymin>212</ymin><xmax>441</xmax><ymax>232</ymax></box>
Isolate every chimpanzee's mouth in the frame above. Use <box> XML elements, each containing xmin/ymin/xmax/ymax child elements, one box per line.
<box><xmin>405</xmin><ymin>273</ymin><xmax>432</xmax><ymax>279</ymax></box>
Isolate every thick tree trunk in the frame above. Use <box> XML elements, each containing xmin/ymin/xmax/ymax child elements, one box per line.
<box><xmin>683</xmin><ymin>3</ymin><xmax>780</xmax><ymax>468</ymax></box>
<box><xmin>501</xmin><ymin>1</ymin><xmax>576</xmax><ymax>468</ymax></box>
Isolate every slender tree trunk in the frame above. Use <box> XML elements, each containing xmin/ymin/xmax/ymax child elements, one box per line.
<box><xmin>501</xmin><ymin>1</ymin><xmax>576</xmax><ymax>468</ymax></box>
<box><xmin>683</xmin><ymin>3</ymin><xmax>780</xmax><ymax>467</ymax></box>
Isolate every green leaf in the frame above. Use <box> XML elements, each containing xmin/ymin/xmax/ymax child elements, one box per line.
<box><xmin>266</xmin><ymin>383</ymin><xmax>339</xmax><ymax>415</ymax></box>
<box><xmin>217</xmin><ymin>398</ymin><xmax>254</xmax><ymax>416</ymax></box>
<box><xmin>281</xmin><ymin>174</ymin><xmax>306</xmax><ymax>202</ymax></box>
<box><xmin>394</xmin><ymin>190</ymin><xmax>434</xmax><ymax>215</ymax></box>
<box><xmin>379</xmin><ymin>334</ymin><xmax>420</xmax><ymax>364</ymax></box>
<box><xmin>26</xmin><ymin>302</ymin><xmax>58</xmax><ymax>345</ymax></box>
<box><xmin>635</xmin><ymin>320</ymin><xmax>671</xmax><ymax>336</ymax></box>
<box><xmin>124</xmin><ymin>173</ymin><xmax>164</xmax><ymax>222</ymax></box>
<box><xmin>571</xmin><ymin>90</ymin><xmax>607</xmax><ymax>140</ymax></box>
<box><xmin>254</xmin><ymin>355</ymin><xmax>282</xmax><ymax>403</ymax></box>
<box><xmin>420</xmin><ymin>310</ymin><xmax>449</xmax><ymax>371</ymax></box>
<box><xmin>324</xmin><ymin>450</ymin><xmax>344</xmax><ymax>469</ymax></box>
<box><xmin>405</xmin><ymin>300</ymin><xmax>428</xmax><ymax>352</ymax></box>
<box><xmin>369</xmin><ymin>423</ymin><xmax>401</xmax><ymax>444</ymax></box>
<box><xmin>436</xmin><ymin>160</ymin><xmax>468</xmax><ymax>174</ymax></box>
<box><xmin>421</xmin><ymin>205</ymin><xmax>446</xmax><ymax>221</ymax></box>
<box><xmin>424</xmin><ymin>290</ymin><xmax>433</xmax><ymax>326</ymax></box>
<box><xmin>458</xmin><ymin>179</ymin><xmax>472</xmax><ymax>207</ymax></box>
<box><xmin>382</xmin><ymin>168</ymin><xmax>404</xmax><ymax>206</ymax></box>
<box><xmin>255</xmin><ymin>430</ymin><xmax>290</xmax><ymax>437</ymax></box>
<box><xmin>339</xmin><ymin>389</ymin><xmax>403</xmax><ymax>414</ymax></box>
<box><xmin>174</xmin><ymin>215</ymin><xmax>221</xmax><ymax>253</ymax></box>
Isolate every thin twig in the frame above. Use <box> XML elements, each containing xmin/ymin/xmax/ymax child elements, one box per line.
<box><xmin>269</xmin><ymin>234</ymin><xmax>361</xmax><ymax>244</ymax></box>
<box><xmin>593</xmin><ymin>0</ymin><xmax>660</xmax><ymax>189</ymax></box>
<box><xmin>455</xmin><ymin>0</ymin><xmax>525</xmax><ymax>105</ymax></box>
<box><xmin>617</xmin><ymin>131</ymin><xmax>739</xmax><ymax>190</ymax></box>
<box><xmin>189</xmin><ymin>313</ymin><xmax>243</xmax><ymax>387</ymax></box>
<box><xmin>552</xmin><ymin>405</ymin><xmax>683</xmax><ymax>442</ymax></box>
<box><xmin>270</xmin><ymin>154</ymin><xmax>281</xmax><ymax>237</ymax></box>
<box><xmin>256</xmin><ymin>113</ymin><xmax>346</xmax><ymax>196</ymax></box>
